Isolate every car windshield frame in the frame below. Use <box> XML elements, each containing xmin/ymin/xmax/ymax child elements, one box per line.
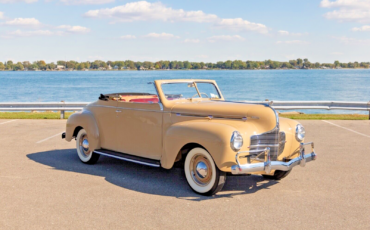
<box><xmin>160</xmin><ymin>81</ymin><xmax>222</xmax><ymax>101</ymax></box>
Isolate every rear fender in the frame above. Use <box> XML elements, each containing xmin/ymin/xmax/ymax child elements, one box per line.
<box><xmin>65</xmin><ymin>110</ymin><xmax>100</xmax><ymax>150</ymax></box>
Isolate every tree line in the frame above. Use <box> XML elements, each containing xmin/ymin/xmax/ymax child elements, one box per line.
<box><xmin>0</xmin><ymin>59</ymin><xmax>369</xmax><ymax>71</ymax></box>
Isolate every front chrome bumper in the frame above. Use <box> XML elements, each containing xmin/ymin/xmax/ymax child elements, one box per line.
<box><xmin>231</xmin><ymin>142</ymin><xmax>316</xmax><ymax>175</ymax></box>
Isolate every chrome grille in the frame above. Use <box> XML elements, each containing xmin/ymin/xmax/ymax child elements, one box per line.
<box><xmin>250</xmin><ymin>130</ymin><xmax>286</xmax><ymax>161</ymax></box>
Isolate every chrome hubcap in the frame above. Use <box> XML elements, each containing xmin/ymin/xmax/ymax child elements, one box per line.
<box><xmin>196</xmin><ymin>161</ymin><xmax>208</xmax><ymax>178</ymax></box>
<box><xmin>190</xmin><ymin>154</ymin><xmax>212</xmax><ymax>187</ymax></box>
<box><xmin>82</xmin><ymin>139</ymin><xmax>89</xmax><ymax>151</ymax></box>
<box><xmin>79</xmin><ymin>134</ymin><xmax>91</xmax><ymax>157</ymax></box>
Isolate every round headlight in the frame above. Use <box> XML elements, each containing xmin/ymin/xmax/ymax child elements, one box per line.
<box><xmin>230</xmin><ymin>131</ymin><xmax>243</xmax><ymax>152</ymax></box>
<box><xmin>295</xmin><ymin>124</ymin><xmax>305</xmax><ymax>142</ymax></box>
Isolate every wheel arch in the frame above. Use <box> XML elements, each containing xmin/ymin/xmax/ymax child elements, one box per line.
<box><xmin>161</xmin><ymin>121</ymin><xmax>237</xmax><ymax>172</ymax></box>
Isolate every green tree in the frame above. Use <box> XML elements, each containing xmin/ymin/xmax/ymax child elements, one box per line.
<box><xmin>57</xmin><ymin>61</ymin><xmax>66</xmax><ymax>66</ymax></box>
<box><xmin>297</xmin><ymin>58</ymin><xmax>303</xmax><ymax>66</ymax></box>
<box><xmin>66</xmin><ymin>61</ymin><xmax>75</xmax><ymax>69</ymax></box>
<box><xmin>289</xmin><ymin>60</ymin><xmax>297</xmax><ymax>66</ymax></box>
<box><xmin>125</xmin><ymin>60</ymin><xmax>135</xmax><ymax>69</ymax></box>
<box><xmin>13</xmin><ymin>62</ymin><xmax>24</xmax><ymax>71</ymax></box>
<box><xmin>48</xmin><ymin>62</ymin><xmax>56</xmax><ymax>70</ymax></box>
<box><xmin>183</xmin><ymin>61</ymin><xmax>191</xmax><ymax>69</ymax></box>
<box><xmin>37</xmin><ymin>60</ymin><xmax>47</xmax><ymax>70</ymax></box>
<box><xmin>224</xmin><ymin>60</ymin><xmax>232</xmax><ymax>69</ymax></box>
<box><xmin>6</xmin><ymin>60</ymin><xmax>13</xmax><ymax>70</ymax></box>
<box><xmin>0</xmin><ymin>62</ymin><xmax>4</xmax><ymax>70</ymax></box>
<box><xmin>334</xmin><ymin>60</ymin><xmax>340</xmax><ymax>67</ymax></box>
<box><xmin>216</xmin><ymin>61</ymin><xmax>224</xmax><ymax>69</ymax></box>
<box><xmin>177</xmin><ymin>61</ymin><xmax>184</xmax><ymax>69</ymax></box>
<box><xmin>192</xmin><ymin>62</ymin><xmax>201</xmax><ymax>69</ymax></box>
<box><xmin>314</xmin><ymin>62</ymin><xmax>321</xmax><ymax>68</ymax></box>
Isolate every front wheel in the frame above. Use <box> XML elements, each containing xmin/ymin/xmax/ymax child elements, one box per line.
<box><xmin>184</xmin><ymin>147</ymin><xmax>226</xmax><ymax>196</ymax></box>
<box><xmin>76</xmin><ymin>129</ymin><xmax>100</xmax><ymax>164</ymax></box>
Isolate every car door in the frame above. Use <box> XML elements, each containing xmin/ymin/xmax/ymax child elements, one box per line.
<box><xmin>89</xmin><ymin>100</ymin><xmax>118</xmax><ymax>151</ymax></box>
<box><xmin>115</xmin><ymin>100</ymin><xmax>163</xmax><ymax>160</ymax></box>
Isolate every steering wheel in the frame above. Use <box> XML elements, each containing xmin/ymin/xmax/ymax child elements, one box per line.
<box><xmin>191</xmin><ymin>92</ymin><xmax>209</xmax><ymax>99</ymax></box>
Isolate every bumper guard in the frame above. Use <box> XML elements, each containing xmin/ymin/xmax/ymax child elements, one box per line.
<box><xmin>231</xmin><ymin>142</ymin><xmax>316</xmax><ymax>175</ymax></box>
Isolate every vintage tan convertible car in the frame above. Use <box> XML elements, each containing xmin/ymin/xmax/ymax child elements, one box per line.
<box><xmin>62</xmin><ymin>79</ymin><xmax>316</xmax><ymax>195</ymax></box>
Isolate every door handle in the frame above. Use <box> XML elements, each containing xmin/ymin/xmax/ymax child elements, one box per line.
<box><xmin>116</xmin><ymin>110</ymin><xmax>121</xmax><ymax>113</ymax></box>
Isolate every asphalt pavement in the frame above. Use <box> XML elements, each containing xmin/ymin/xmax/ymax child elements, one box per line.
<box><xmin>0</xmin><ymin>119</ymin><xmax>369</xmax><ymax>229</ymax></box>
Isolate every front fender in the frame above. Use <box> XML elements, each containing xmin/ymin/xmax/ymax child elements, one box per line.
<box><xmin>65</xmin><ymin>110</ymin><xmax>100</xmax><ymax>150</ymax></box>
<box><xmin>161</xmin><ymin>121</ymin><xmax>238</xmax><ymax>171</ymax></box>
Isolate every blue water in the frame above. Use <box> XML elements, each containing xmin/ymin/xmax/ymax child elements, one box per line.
<box><xmin>1</xmin><ymin>70</ymin><xmax>369</xmax><ymax>114</ymax></box>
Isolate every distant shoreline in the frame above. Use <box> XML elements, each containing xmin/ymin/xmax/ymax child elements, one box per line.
<box><xmin>0</xmin><ymin>68</ymin><xmax>369</xmax><ymax>72</ymax></box>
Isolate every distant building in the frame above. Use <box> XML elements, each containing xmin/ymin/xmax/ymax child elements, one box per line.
<box><xmin>139</xmin><ymin>66</ymin><xmax>147</xmax><ymax>71</ymax></box>
<box><xmin>107</xmin><ymin>64</ymin><xmax>112</xmax><ymax>70</ymax></box>
<box><xmin>114</xmin><ymin>65</ymin><xmax>119</xmax><ymax>70</ymax></box>
<box><xmin>56</xmin><ymin>65</ymin><xmax>65</xmax><ymax>70</ymax></box>
<box><xmin>203</xmin><ymin>66</ymin><xmax>208</xmax><ymax>69</ymax></box>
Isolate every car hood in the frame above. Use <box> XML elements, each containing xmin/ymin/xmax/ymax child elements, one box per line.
<box><xmin>170</xmin><ymin>100</ymin><xmax>278</xmax><ymax>132</ymax></box>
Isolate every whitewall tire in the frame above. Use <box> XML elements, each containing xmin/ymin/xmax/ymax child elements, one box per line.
<box><xmin>76</xmin><ymin>129</ymin><xmax>100</xmax><ymax>164</ymax></box>
<box><xmin>184</xmin><ymin>147</ymin><xmax>226</xmax><ymax>196</ymax></box>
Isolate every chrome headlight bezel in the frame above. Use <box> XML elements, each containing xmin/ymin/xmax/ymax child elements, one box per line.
<box><xmin>230</xmin><ymin>131</ymin><xmax>243</xmax><ymax>152</ymax></box>
<box><xmin>295</xmin><ymin>124</ymin><xmax>305</xmax><ymax>142</ymax></box>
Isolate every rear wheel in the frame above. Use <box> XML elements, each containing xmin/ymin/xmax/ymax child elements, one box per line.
<box><xmin>263</xmin><ymin>169</ymin><xmax>292</xmax><ymax>180</ymax></box>
<box><xmin>184</xmin><ymin>147</ymin><xmax>226</xmax><ymax>196</ymax></box>
<box><xmin>76</xmin><ymin>129</ymin><xmax>100</xmax><ymax>164</ymax></box>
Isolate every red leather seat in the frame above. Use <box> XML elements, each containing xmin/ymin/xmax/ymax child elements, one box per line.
<box><xmin>129</xmin><ymin>98</ymin><xmax>159</xmax><ymax>103</ymax></box>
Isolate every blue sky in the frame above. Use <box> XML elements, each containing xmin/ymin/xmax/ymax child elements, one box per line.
<box><xmin>1</xmin><ymin>0</ymin><xmax>370</xmax><ymax>63</ymax></box>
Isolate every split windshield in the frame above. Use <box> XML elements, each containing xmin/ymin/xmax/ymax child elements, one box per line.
<box><xmin>161</xmin><ymin>82</ymin><xmax>221</xmax><ymax>101</ymax></box>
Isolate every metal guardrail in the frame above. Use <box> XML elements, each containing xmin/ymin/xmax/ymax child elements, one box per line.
<box><xmin>0</xmin><ymin>101</ymin><xmax>369</xmax><ymax>119</ymax></box>
<box><xmin>0</xmin><ymin>102</ymin><xmax>88</xmax><ymax>119</ymax></box>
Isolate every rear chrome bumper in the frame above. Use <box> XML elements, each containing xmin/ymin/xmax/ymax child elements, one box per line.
<box><xmin>231</xmin><ymin>142</ymin><xmax>316</xmax><ymax>175</ymax></box>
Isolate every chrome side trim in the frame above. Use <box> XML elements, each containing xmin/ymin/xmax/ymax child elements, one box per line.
<box><xmin>231</xmin><ymin>142</ymin><xmax>316</xmax><ymax>175</ymax></box>
<box><xmin>90</xmin><ymin>105</ymin><xmax>165</xmax><ymax>113</ymax></box>
<box><xmin>94</xmin><ymin>151</ymin><xmax>161</xmax><ymax>167</ymax></box>
<box><xmin>172</xmin><ymin>112</ymin><xmax>259</xmax><ymax>121</ymax></box>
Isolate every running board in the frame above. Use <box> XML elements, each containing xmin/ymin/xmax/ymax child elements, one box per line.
<box><xmin>93</xmin><ymin>149</ymin><xmax>161</xmax><ymax>167</ymax></box>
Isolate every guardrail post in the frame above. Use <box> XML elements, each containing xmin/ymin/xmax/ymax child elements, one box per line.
<box><xmin>60</xmin><ymin>110</ymin><xmax>65</xmax><ymax>119</ymax></box>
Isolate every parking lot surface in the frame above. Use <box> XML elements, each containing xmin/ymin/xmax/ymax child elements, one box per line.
<box><xmin>0</xmin><ymin>119</ymin><xmax>369</xmax><ymax>229</ymax></box>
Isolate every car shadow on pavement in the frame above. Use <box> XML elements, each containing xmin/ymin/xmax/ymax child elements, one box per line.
<box><xmin>27</xmin><ymin>149</ymin><xmax>279</xmax><ymax>201</ymax></box>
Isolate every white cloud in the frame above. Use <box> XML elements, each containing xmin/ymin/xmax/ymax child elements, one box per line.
<box><xmin>278</xmin><ymin>30</ymin><xmax>305</xmax><ymax>36</ymax></box>
<box><xmin>183</xmin><ymin>39</ymin><xmax>200</xmax><ymax>43</ymax></box>
<box><xmin>278</xmin><ymin>30</ymin><xmax>289</xmax><ymax>35</ymax></box>
<box><xmin>320</xmin><ymin>0</ymin><xmax>370</xmax><ymax>23</ymax></box>
<box><xmin>4</xmin><ymin>29</ymin><xmax>54</xmax><ymax>37</ymax></box>
<box><xmin>60</xmin><ymin>0</ymin><xmax>114</xmax><ymax>5</ymax></box>
<box><xmin>215</xmin><ymin>18</ymin><xmax>268</xmax><ymax>34</ymax></box>
<box><xmin>84</xmin><ymin>1</ymin><xmax>268</xmax><ymax>34</ymax></box>
<box><xmin>0</xmin><ymin>12</ymin><xmax>4</xmax><ymax>20</ymax></box>
<box><xmin>4</xmin><ymin>18</ymin><xmax>41</xmax><ymax>27</ymax></box>
<box><xmin>352</xmin><ymin>25</ymin><xmax>370</xmax><ymax>31</ymax></box>
<box><xmin>276</xmin><ymin>40</ymin><xmax>309</xmax><ymax>45</ymax></box>
<box><xmin>57</xmin><ymin>25</ymin><xmax>90</xmax><ymax>34</ymax></box>
<box><xmin>120</xmin><ymin>35</ymin><xmax>136</xmax><ymax>39</ymax></box>
<box><xmin>208</xmin><ymin>35</ymin><xmax>245</xmax><ymax>42</ymax></box>
<box><xmin>0</xmin><ymin>0</ymin><xmax>37</xmax><ymax>3</ymax></box>
<box><xmin>333</xmin><ymin>35</ymin><xmax>370</xmax><ymax>44</ymax></box>
<box><xmin>84</xmin><ymin>1</ymin><xmax>218</xmax><ymax>23</ymax></box>
<box><xmin>144</xmin><ymin>32</ymin><xmax>179</xmax><ymax>39</ymax></box>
